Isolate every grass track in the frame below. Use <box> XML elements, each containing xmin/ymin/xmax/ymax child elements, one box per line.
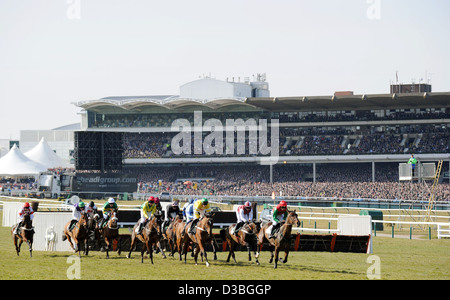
<box><xmin>0</xmin><ymin>212</ymin><xmax>449</xmax><ymax>280</ymax></box>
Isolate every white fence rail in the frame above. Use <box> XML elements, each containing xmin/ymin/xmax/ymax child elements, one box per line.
<box><xmin>437</xmin><ymin>224</ymin><xmax>450</xmax><ymax>239</ymax></box>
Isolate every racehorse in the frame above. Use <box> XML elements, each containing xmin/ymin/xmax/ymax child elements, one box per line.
<box><xmin>11</xmin><ymin>212</ymin><xmax>34</xmax><ymax>257</ymax></box>
<box><xmin>63</xmin><ymin>212</ymin><xmax>89</xmax><ymax>257</ymax></box>
<box><xmin>183</xmin><ymin>212</ymin><xmax>216</xmax><ymax>267</ymax></box>
<box><xmin>164</xmin><ymin>214</ymin><xmax>183</xmax><ymax>257</ymax></box>
<box><xmin>220</xmin><ymin>221</ymin><xmax>261</xmax><ymax>265</ymax></box>
<box><xmin>175</xmin><ymin>218</ymin><xmax>189</xmax><ymax>261</ymax></box>
<box><xmin>127</xmin><ymin>213</ymin><xmax>166</xmax><ymax>264</ymax></box>
<box><xmin>99</xmin><ymin>209</ymin><xmax>120</xmax><ymax>259</ymax></box>
<box><xmin>257</xmin><ymin>210</ymin><xmax>300</xmax><ymax>269</ymax></box>
<box><xmin>86</xmin><ymin>210</ymin><xmax>100</xmax><ymax>251</ymax></box>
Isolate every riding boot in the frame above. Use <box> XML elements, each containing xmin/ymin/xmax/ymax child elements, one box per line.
<box><xmin>136</xmin><ymin>222</ymin><xmax>144</xmax><ymax>234</ymax></box>
<box><xmin>102</xmin><ymin>216</ymin><xmax>110</xmax><ymax>229</ymax></box>
<box><xmin>69</xmin><ymin>219</ymin><xmax>77</xmax><ymax>232</ymax></box>
<box><xmin>233</xmin><ymin>222</ymin><xmax>243</xmax><ymax>235</ymax></box>
<box><xmin>14</xmin><ymin>222</ymin><xmax>22</xmax><ymax>234</ymax></box>
<box><xmin>269</xmin><ymin>223</ymin><xmax>279</xmax><ymax>239</ymax></box>
<box><xmin>162</xmin><ymin>219</ymin><xmax>168</xmax><ymax>232</ymax></box>
<box><xmin>189</xmin><ymin>219</ymin><xmax>199</xmax><ymax>235</ymax></box>
<box><xmin>98</xmin><ymin>218</ymin><xmax>104</xmax><ymax>229</ymax></box>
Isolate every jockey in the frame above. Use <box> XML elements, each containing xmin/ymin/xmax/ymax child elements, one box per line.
<box><xmin>136</xmin><ymin>196</ymin><xmax>157</xmax><ymax>234</ymax></box>
<box><xmin>154</xmin><ymin>197</ymin><xmax>162</xmax><ymax>213</ymax></box>
<box><xmin>84</xmin><ymin>201</ymin><xmax>98</xmax><ymax>238</ymax></box>
<box><xmin>99</xmin><ymin>198</ymin><xmax>118</xmax><ymax>228</ymax></box>
<box><xmin>181</xmin><ymin>200</ymin><xmax>195</xmax><ymax>236</ymax></box>
<box><xmin>182</xmin><ymin>198</ymin><xmax>195</xmax><ymax>220</ymax></box>
<box><xmin>184</xmin><ymin>201</ymin><xmax>195</xmax><ymax>223</ymax></box>
<box><xmin>231</xmin><ymin>201</ymin><xmax>253</xmax><ymax>235</ymax></box>
<box><xmin>69</xmin><ymin>201</ymin><xmax>86</xmax><ymax>231</ymax></box>
<box><xmin>85</xmin><ymin>201</ymin><xmax>99</xmax><ymax>218</ymax></box>
<box><xmin>14</xmin><ymin>202</ymin><xmax>34</xmax><ymax>234</ymax></box>
<box><xmin>268</xmin><ymin>200</ymin><xmax>288</xmax><ymax>239</ymax></box>
<box><xmin>188</xmin><ymin>198</ymin><xmax>211</xmax><ymax>235</ymax></box>
<box><xmin>162</xmin><ymin>198</ymin><xmax>181</xmax><ymax>231</ymax></box>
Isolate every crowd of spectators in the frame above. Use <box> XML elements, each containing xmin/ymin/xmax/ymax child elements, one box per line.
<box><xmin>406</xmin><ymin>132</ymin><xmax>449</xmax><ymax>154</ymax></box>
<box><xmin>124</xmin><ymin>133</ymin><xmax>171</xmax><ymax>158</ymax></box>
<box><xmin>92</xmin><ymin>110</ymin><xmax>449</xmax><ymax>129</ymax></box>
<box><xmin>120</xmin><ymin>123</ymin><xmax>449</xmax><ymax>159</ymax></box>
<box><xmin>2</xmin><ymin>163</ymin><xmax>448</xmax><ymax>202</ymax></box>
<box><xmin>130</xmin><ymin>164</ymin><xmax>450</xmax><ymax>202</ymax></box>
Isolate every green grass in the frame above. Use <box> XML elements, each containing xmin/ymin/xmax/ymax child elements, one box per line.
<box><xmin>1</xmin><ymin>211</ymin><xmax>449</xmax><ymax>280</ymax></box>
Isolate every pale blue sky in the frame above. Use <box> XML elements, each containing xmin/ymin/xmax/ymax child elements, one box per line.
<box><xmin>1</xmin><ymin>0</ymin><xmax>449</xmax><ymax>139</ymax></box>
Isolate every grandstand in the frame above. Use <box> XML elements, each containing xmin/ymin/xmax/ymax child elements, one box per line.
<box><xmin>72</xmin><ymin>76</ymin><xmax>450</xmax><ymax>203</ymax></box>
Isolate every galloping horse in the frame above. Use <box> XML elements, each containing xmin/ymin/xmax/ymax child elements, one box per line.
<box><xmin>98</xmin><ymin>209</ymin><xmax>120</xmax><ymax>259</ymax></box>
<box><xmin>11</xmin><ymin>212</ymin><xmax>34</xmax><ymax>257</ymax></box>
<box><xmin>63</xmin><ymin>212</ymin><xmax>89</xmax><ymax>257</ymax></box>
<box><xmin>183</xmin><ymin>212</ymin><xmax>216</xmax><ymax>267</ymax></box>
<box><xmin>257</xmin><ymin>210</ymin><xmax>300</xmax><ymax>269</ymax></box>
<box><xmin>86</xmin><ymin>210</ymin><xmax>100</xmax><ymax>248</ymax></box>
<box><xmin>164</xmin><ymin>214</ymin><xmax>183</xmax><ymax>257</ymax></box>
<box><xmin>174</xmin><ymin>218</ymin><xmax>188</xmax><ymax>261</ymax></box>
<box><xmin>221</xmin><ymin>221</ymin><xmax>261</xmax><ymax>265</ymax></box>
<box><xmin>127</xmin><ymin>213</ymin><xmax>166</xmax><ymax>264</ymax></box>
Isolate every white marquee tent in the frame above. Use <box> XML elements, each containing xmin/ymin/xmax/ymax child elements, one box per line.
<box><xmin>24</xmin><ymin>137</ymin><xmax>72</xmax><ymax>169</ymax></box>
<box><xmin>0</xmin><ymin>144</ymin><xmax>48</xmax><ymax>176</ymax></box>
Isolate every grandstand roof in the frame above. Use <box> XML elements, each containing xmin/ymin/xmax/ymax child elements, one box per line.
<box><xmin>73</xmin><ymin>92</ymin><xmax>450</xmax><ymax>113</ymax></box>
<box><xmin>245</xmin><ymin>92</ymin><xmax>450</xmax><ymax>112</ymax></box>
<box><xmin>73</xmin><ymin>95</ymin><xmax>259</xmax><ymax>111</ymax></box>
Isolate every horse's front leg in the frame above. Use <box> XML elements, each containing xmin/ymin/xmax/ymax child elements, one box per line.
<box><xmin>76</xmin><ymin>241</ymin><xmax>81</xmax><ymax>258</ymax></box>
<box><xmin>253</xmin><ymin>250</ymin><xmax>260</xmax><ymax>265</ymax></box>
<box><xmin>229</xmin><ymin>242</ymin><xmax>237</xmax><ymax>264</ymax></box>
<box><xmin>252</xmin><ymin>242</ymin><xmax>260</xmax><ymax>265</ymax></box>
<box><xmin>246</xmin><ymin>244</ymin><xmax>252</xmax><ymax>261</ymax></box>
<box><xmin>127</xmin><ymin>234</ymin><xmax>136</xmax><ymax>259</ymax></box>
<box><xmin>225</xmin><ymin>240</ymin><xmax>233</xmax><ymax>263</ymax></box>
<box><xmin>273</xmin><ymin>248</ymin><xmax>279</xmax><ymax>269</ymax></box>
<box><xmin>268</xmin><ymin>245</ymin><xmax>274</xmax><ymax>264</ymax></box>
<box><xmin>198</xmin><ymin>242</ymin><xmax>209</xmax><ymax>267</ymax></box>
<box><xmin>283</xmin><ymin>250</ymin><xmax>289</xmax><ymax>264</ymax></box>
<box><xmin>211</xmin><ymin>238</ymin><xmax>218</xmax><ymax>260</ymax></box>
<box><xmin>140</xmin><ymin>243</ymin><xmax>146</xmax><ymax>264</ymax></box>
<box><xmin>170</xmin><ymin>236</ymin><xmax>178</xmax><ymax>257</ymax></box>
<box><xmin>255</xmin><ymin>231</ymin><xmax>264</xmax><ymax>259</ymax></box>
<box><xmin>193</xmin><ymin>244</ymin><xmax>200</xmax><ymax>265</ymax></box>
<box><xmin>84</xmin><ymin>238</ymin><xmax>89</xmax><ymax>256</ymax></box>
<box><xmin>27</xmin><ymin>240</ymin><xmax>33</xmax><ymax>258</ymax></box>
<box><xmin>159</xmin><ymin>246</ymin><xmax>167</xmax><ymax>258</ymax></box>
<box><xmin>158</xmin><ymin>242</ymin><xmax>167</xmax><ymax>259</ymax></box>
<box><xmin>149</xmin><ymin>242</ymin><xmax>154</xmax><ymax>264</ymax></box>
<box><xmin>14</xmin><ymin>237</ymin><xmax>21</xmax><ymax>256</ymax></box>
<box><xmin>116</xmin><ymin>236</ymin><xmax>121</xmax><ymax>256</ymax></box>
<box><xmin>182</xmin><ymin>241</ymin><xmax>189</xmax><ymax>264</ymax></box>
<box><xmin>105</xmin><ymin>238</ymin><xmax>110</xmax><ymax>259</ymax></box>
<box><xmin>66</xmin><ymin>235</ymin><xmax>75</xmax><ymax>251</ymax></box>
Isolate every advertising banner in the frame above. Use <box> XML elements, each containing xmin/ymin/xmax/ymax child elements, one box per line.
<box><xmin>73</xmin><ymin>174</ymin><xmax>137</xmax><ymax>193</ymax></box>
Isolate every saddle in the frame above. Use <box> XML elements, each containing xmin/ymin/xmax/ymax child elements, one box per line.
<box><xmin>266</xmin><ymin>222</ymin><xmax>283</xmax><ymax>239</ymax></box>
<box><xmin>14</xmin><ymin>222</ymin><xmax>34</xmax><ymax>235</ymax></box>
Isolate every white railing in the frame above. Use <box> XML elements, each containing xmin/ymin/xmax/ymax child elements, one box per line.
<box><xmin>437</xmin><ymin>224</ymin><xmax>450</xmax><ymax>239</ymax></box>
<box><xmin>290</xmin><ymin>215</ymin><xmax>450</xmax><ymax>240</ymax></box>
